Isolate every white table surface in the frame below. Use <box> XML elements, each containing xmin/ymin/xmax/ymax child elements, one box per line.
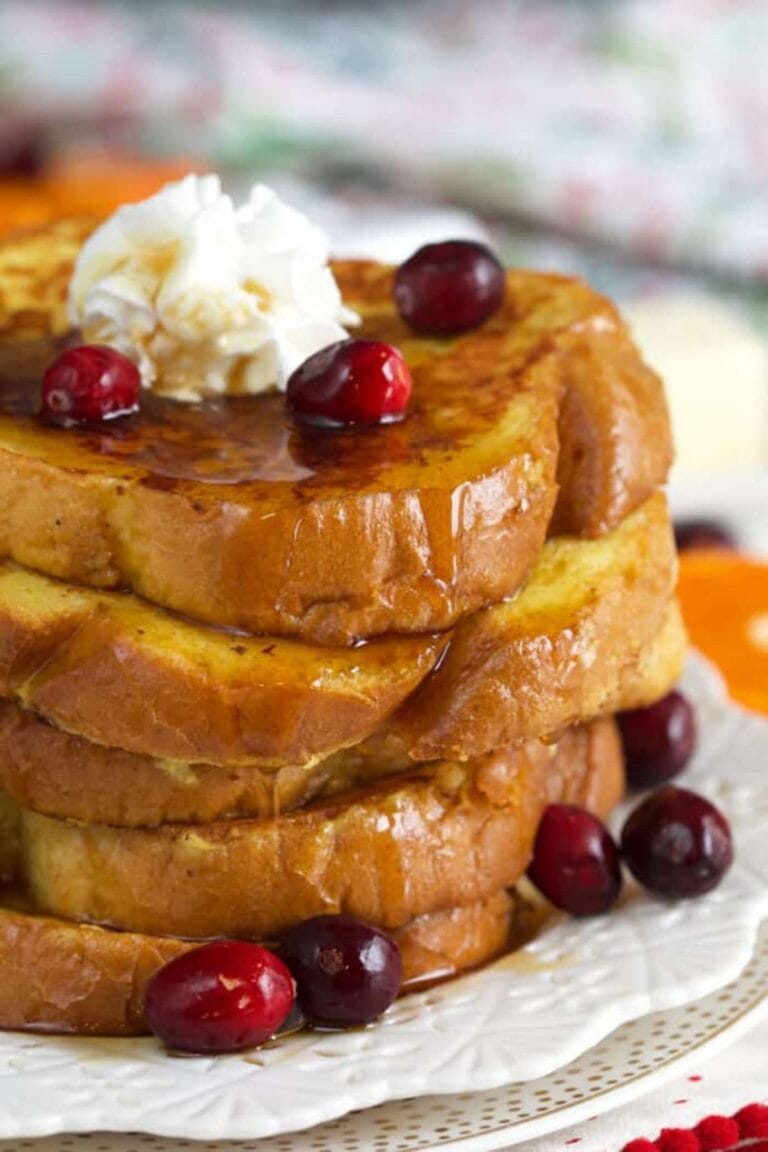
<box><xmin>510</xmin><ymin>993</ymin><xmax>767</xmax><ymax>1151</ymax></box>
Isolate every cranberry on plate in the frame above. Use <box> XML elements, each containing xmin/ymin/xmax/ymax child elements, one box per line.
<box><xmin>394</xmin><ymin>240</ymin><xmax>505</xmax><ymax>336</ymax></box>
<box><xmin>674</xmin><ymin>518</ymin><xmax>737</xmax><ymax>553</ymax></box>
<box><xmin>620</xmin><ymin>785</ymin><xmax>733</xmax><ymax>900</ymax></box>
<box><xmin>527</xmin><ymin>804</ymin><xmax>623</xmax><ymax>917</ymax></box>
<box><xmin>618</xmin><ymin>690</ymin><xmax>697</xmax><ymax>789</ymax></box>
<box><xmin>287</xmin><ymin>339</ymin><xmax>412</xmax><ymax>428</ymax></box>
<box><xmin>145</xmin><ymin>940</ymin><xmax>295</xmax><ymax>1054</ymax></box>
<box><xmin>281</xmin><ymin>914</ymin><xmax>403</xmax><ymax>1028</ymax></box>
<box><xmin>41</xmin><ymin>345</ymin><xmax>140</xmax><ymax>426</ymax></box>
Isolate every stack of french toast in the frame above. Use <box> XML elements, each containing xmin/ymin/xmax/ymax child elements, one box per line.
<box><xmin>0</xmin><ymin>218</ymin><xmax>685</xmax><ymax>1036</ymax></box>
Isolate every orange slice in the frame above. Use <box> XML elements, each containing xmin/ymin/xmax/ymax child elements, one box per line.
<box><xmin>677</xmin><ymin>551</ymin><xmax>768</xmax><ymax>715</ymax></box>
<box><xmin>45</xmin><ymin>153</ymin><xmax>199</xmax><ymax>218</ymax></box>
<box><xmin>0</xmin><ymin>154</ymin><xmax>198</xmax><ymax>238</ymax></box>
<box><xmin>0</xmin><ymin>182</ymin><xmax>55</xmax><ymax>233</ymax></box>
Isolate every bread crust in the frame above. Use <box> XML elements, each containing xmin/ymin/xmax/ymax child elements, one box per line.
<box><xmin>0</xmin><ymin>890</ymin><xmax>516</xmax><ymax>1036</ymax></box>
<box><xmin>0</xmin><ymin>221</ymin><xmax>670</xmax><ymax>642</ymax></box>
<box><xmin>550</xmin><ymin>323</ymin><xmax>673</xmax><ymax>537</ymax></box>
<box><xmin>21</xmin><ymin>719</ymin><xmax>625</xmax><ymax>938</ymax></box>
<box><xmin>395</xmin><ymin>493</ymin><xmax>680</xmax><ymax>760</ymax></box>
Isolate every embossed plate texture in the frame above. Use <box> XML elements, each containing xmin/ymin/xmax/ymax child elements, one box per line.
<box><xmin>0</xmin><ymin>654</ymin><xmax>764</xmax><ymax>1142</ymax></box>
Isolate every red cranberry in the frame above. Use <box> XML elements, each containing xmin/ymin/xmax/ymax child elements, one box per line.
<box><xmin>145</xmin><ymin>940</ymin><xmax>294</xmax><ymax>1054</ymax></box>
<box><xmin>281</xmin><ymin>914</ymin><xmax>402</xmax><ymax>1027</ymax></box>
<box><xmin>287</xmin><ymin>339</ymin><xmax>412</xmax><ymax>428</ymax></box>
<box><xmin>618</xmin><ymin>691</ymin><xmax>697</xmax><ymax>789</ymax></box>
<box><xmin>527</xmin><ymin>805</ymin><xmax>623</xmax><ymax>917</ymax></box>
<box><xmin>621</xmin><ymin>786</ymin><xmax>733</xmax><ymax>899</ymax></box>
<box><xmin>0</xmin><ymin>128</ymin><xmax>45</xmax><ymax>177</ymax></box>
<box><xmin>393</xmin><ymin>240</ymin><xmax>505</xmax><ymax>336</ymax></box>
<box><xmin>41</xmin><ymin>345</ymin><xmax>140</xmax><ymax>427</ymax></box>
<box><xmin>674</xmin><ymin>518</ymin><xmax>737</xmax><ymax>552</ymax></box>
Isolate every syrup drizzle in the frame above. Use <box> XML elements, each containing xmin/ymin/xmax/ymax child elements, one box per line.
<box><xmin>0</xmin><ymin>305</ymin><xmax>518</xmax><ymax>492</ymax></box>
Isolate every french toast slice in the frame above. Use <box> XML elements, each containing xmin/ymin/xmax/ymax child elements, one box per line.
<box><xmin>0</xmin><ymin>889</ymin><xmax>519</xmax><ymax>1035</ymax></box>
<box><xmin>0</xmin><ymin>702</ymin><xmax>414</xmax><ymax>824</ymax></box>
<box><xmin>0</xmin><ymin>220</ymin><xmax>670</xmax><ymax>643</ymax></box>
<box><xmin>0</xmin><ymin>494</ymin><xmax>677</xmax><ymax>767</ymax></box>
<box><xmin>394</xmin><ymin>492</ymin><xmax>680</xmax><ymax>760</ymax></box>
<box><xmin>0</xmin><ymin>603</ymin><xmax>680</xmax><ymax>827</ymax></box>
<box><xmin>0</xmin><ymin>565</ymin><xmax>443</xmax><ymax>766</ymax></box>
<box><xmin>20</xmin><ymin>718</ymin><xmax>624</xmax><ymax>938</ymax></box>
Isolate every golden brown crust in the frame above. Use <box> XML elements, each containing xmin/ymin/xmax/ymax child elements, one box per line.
<box><xmin>0</xmin><ymin>891</ymin><xmax>189</xmax><ymax>1035</ymax></box>
<box><xmin>396</xmin><ymin>889</ymin><xmax>515</xmax><ymax>990</ymax></box>
<box><xmin>395</xmin><ymin>493</ymin><xmax>680</xmax><ymax>761</ymax></box>
<box><xmin>0</xmin><ymin>704</ymin><xmax>413</xmax><ymax>824</ymax></box>
<box><xmin>0</xmin><ymin>221</ymin><xmax>669</xmax><ymax>642</ymax></box>
<box><xmin>0</xmin><ymin>495</ymin><xmax>676</xmax><ymax>768</ymax></box>
<box><xmin>550</xmin><ymin>323</ymin><xmax>673</xmax><ymax>537</ymax></box>
<box><xmin>395</xmin><ymin>892</ymin><xmax>518</xmax><ymax>992</ymax></box>
<box><xmin>0</xmin><ymin>563</ymin><xmax>443</xmax><ymax>766</ymax></box>
<box><xmin>612</xmin><ymin>598</ymin><xmax>688</xmax><ymax>711</ymax></box>
<box><xmin>21</xmin><ymin>719</ymin><xmax>624</xmax><ymax>938</ymax></box>
<box><xmin>0</xmin><ymin>889</ymin><xmax>516</xmax><ymax>1036</ymax></box>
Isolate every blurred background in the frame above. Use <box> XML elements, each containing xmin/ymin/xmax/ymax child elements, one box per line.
<box><xmin>1</xmin><ymin>1</ymin><xmax>767</xmax><ymax>540</ymax></box>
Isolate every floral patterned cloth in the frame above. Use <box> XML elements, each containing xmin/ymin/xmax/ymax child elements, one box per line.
<box><xmin>3</xmin><ymin>0</ymin><xmax>768</xmax><ymax>283</ymax></box>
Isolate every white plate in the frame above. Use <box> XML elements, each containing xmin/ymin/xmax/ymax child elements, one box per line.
<box><xmin>4</xmin><ymin>920</ymin><xmax>766</xmax><ymax>1152</ymax></box>
<box><xmin>0</xmin><ymin>654</ymin><xmax>766</xmax><ymax>1142</ymax></box>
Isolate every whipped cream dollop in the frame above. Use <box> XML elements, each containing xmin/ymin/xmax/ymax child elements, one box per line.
<box><xmin>68</xmin><ymin>175</ymin><xmax>358</xmax><ymax>401</ymax></box>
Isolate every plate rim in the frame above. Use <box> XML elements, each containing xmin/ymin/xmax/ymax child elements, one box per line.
<box><xmin>421</xmin><ymin>930</ymin><xmax>768</xmax><ymax>1152</ymax></box>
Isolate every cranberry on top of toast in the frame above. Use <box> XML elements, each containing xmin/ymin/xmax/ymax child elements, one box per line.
<box><xmin>41</xmin><ymin>344</ymin><xmax>140</xmax><ymax>426</ymax></box>
<box><xmin>287</xmin><ymin>338</ymin><xmax>412</xmax><ymax>428</ymax></box>
<box><xmin>394</xmin><ymin>239</ymin><xmax>505</xmax><ymax>336</ymax></box>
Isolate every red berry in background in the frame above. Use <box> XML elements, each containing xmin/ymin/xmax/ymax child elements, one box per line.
<box><xmin>145</xmin><ymin>940</ymin><xmax>294</xmax><ymax>1054</ymax></box>
<box><xmin>287</xmin><ymin>339</ymin><xmax>412</xmax><ymax>428</ymax></box>
<box><xmin>394</xmin><ymin>239</ymin><xmax>505</xmax><ymax>335</ymax></box>
<box><xmin>735</xmin><ymin>1103</ymin><xmax>768</xmax><ymax>1140</ymax></box>
<box><xmin>656</xmin><ymin>1129</ymin><xmax>699</xmax><ymax>1152</ymax></box>
<box><xmin>674</xmin><ymin>517</ymin><xmax>737</xmax><ymax>553</ymax></box>
<box><xmin>41</xmin><ymin>345</ymin><xmax>140</xmax><ymax>426</ymax></box>
<box><xmin>694</xmin><ymin>1114</ymin><xmax>740</xmax><ymax>1151</ymax></box>
<box><xmin>618</xmin><ymin>690</ymin><xmax>697</xmax><ymax>789</ymax></box>
<box><xmin>0</xmin><ymin>127</ymin><xmax>45</xmax><ymax>177</ymax></box>
<box><xmin>620</xmin><ymin>786</ymin><xmax>733</xmax><ymax>900</ymax></box>
<box><xmin>281</xmin><ymin>914</ymin><xmax>403</xmax><ymax>1027</ymax></box>
<box><xmin>527</xmin><ymin>805</ymin><xmax>623</xmax><ymax>917</ymax></box>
